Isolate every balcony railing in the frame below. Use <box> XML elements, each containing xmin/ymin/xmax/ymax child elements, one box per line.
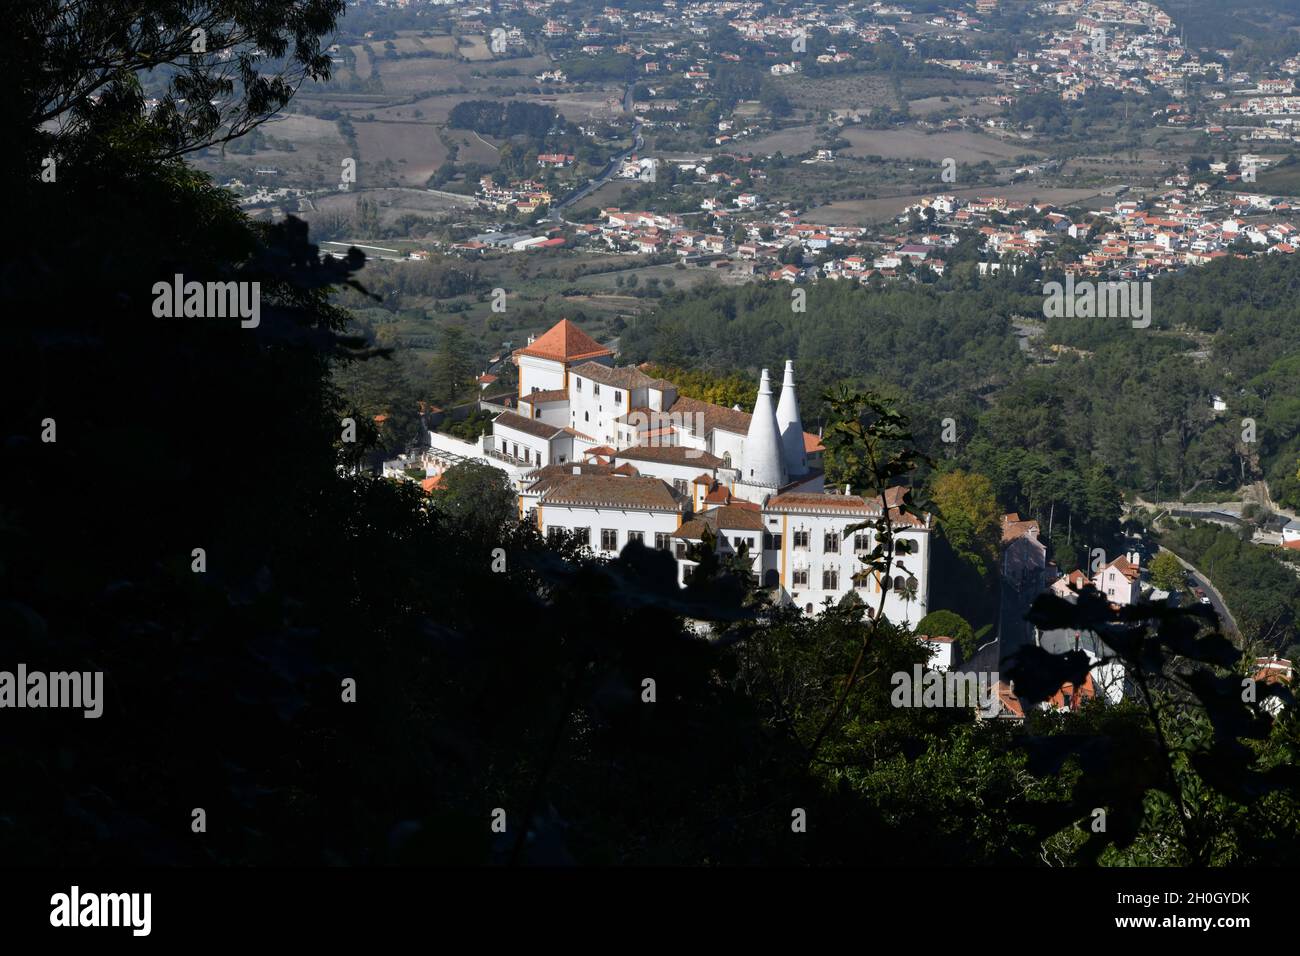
<box><xmin>485</xmin><ymin>448</ymin><xmax>535</xmax><ymax>468</ymax></box>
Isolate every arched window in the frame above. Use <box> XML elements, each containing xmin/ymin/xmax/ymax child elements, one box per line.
<box><xmin>893</xmin><ymin>575</ymin><xmax>905</xmax><ymax>591</ymax></box>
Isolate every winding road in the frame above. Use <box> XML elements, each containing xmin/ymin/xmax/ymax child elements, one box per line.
<box><xmin>546</xmin><ymin>83</ymin><xmax>642</xmax><ymax>222</ymax></box>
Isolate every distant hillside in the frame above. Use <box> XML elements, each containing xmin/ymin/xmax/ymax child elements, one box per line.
<box><xmin>1178</xmin><ymin>0</ymin><xmax>1300</xmax><ymax>49</ymax></box>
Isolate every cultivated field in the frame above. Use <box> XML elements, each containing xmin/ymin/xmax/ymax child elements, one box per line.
<box><xmin>188</xmin><ymin>112</ymin><xmax>351</xmax><ymax>187</ymax></box>
<box><xmin>458</xmin><ymin>35</ymin><xmax>493</xmax><ymax>61</ymax></box>
<box><xmin>840</xmin><ymin>127</ymin><xmax>1041</xmax><ymax>163</ymax></box>
<box><xmin>353</xmin><ymin>121</ymin><xmax>450</xmax><ymax>186</ymax></box>
<box><xmin>741</xmin><ymin>125</ymin><xmax>822</xmax><ymax>157</ymax></box>
<box><xmin>567</xmin><ymin>180</ymin><xmax>645</xmax><ymax>217</ymax></box>
<box><xmin>907</xmin><ymin>95</ymin><xmax>1003</xmax><ymax>118</ymax></box>
<box><xmin>295</xmin><ymin>187</ymin><xmax>477</xmax><ymax>232</ymax></box>
<box><xmin>775</xmin><ymin>74</ymin><xmax>899</xmax><ymax>111</ymax></box>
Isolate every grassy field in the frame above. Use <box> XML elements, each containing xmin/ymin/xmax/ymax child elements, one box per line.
<box><xmin>185</xmin><ymin>23</ymin><xmax>631</xmax><ymax>192</ymax></box>
<box><xmin>1239</xmin><ymin>162</ymin><xmax>1300</xmax><ymax>197</ymax></box>
<box><xmin>353</xmin><ymin>121</ymin><xmax>451</xmax><ymax>186</ymax></box>
<box><xmin>775</xmin><ymin>73</ymin><xmax>899</xmax><ymax>112</ymax></box>
<box><xmin>458</xmin><ymin>35</ymin><xmax>493</xmax><ymax>61</ymax></box>
<box><xmin>350</xmin><ymin>44</ymin><xmax>371</xmax><ymax>80</ymax></box>
<box><xmin>840</xmin><ymin>127</ymin><xmax>1040</xmax><ymax>163</ymax></box>
<box><xmin>295</xmin><ymin>187</ymin><xmax>478</xmax><ymax>233</ymax></box>
<box><xmin>568</xmin><ymin>180</ymin><xmax>644</xmax><ymax>217</ymax></box>
<box><xmin>740</xmin><ymin>125</ymin><xmax>821</xmax><ymax>158</ymax></box>
<box><xmin>809</xmin><ymin>185</ymin><xmax>1104</xmax><ymax>224</ymax></box>
<box><xmin>907</xmin><ymin>95</ymin><xmax>1002</xmax><ymax>119</ymax></box>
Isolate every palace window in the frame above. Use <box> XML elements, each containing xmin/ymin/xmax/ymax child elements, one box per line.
<box><xmin>823</xmin><ymin>531</ymin><xmax>840</xmax><ymax>553</ymax></box>
<box><xmin>654</xmin><ymin>532</ymin><xmax>670</xmax><ymax>550</ymax></box>
<box><xmin>823</xmin><ymin>568</ymin><xmax>839</xmax><ymax>590</ymax></box>
<box><xmin>601</xmin><ymin>528</ymin><xmax>619</xmax><ymax>551</ymax></box>
<box><xmin>793</xmin><ymin>568</ymin><xmax>809</xmax><ymax>587</ymax></box>
<box><xmin>764</xmin><ymin>532</ymin><xmax>782</xmax><ymax>550</ymax></box>
<box><xmin>793</xmin><ymin>530</ymin><xmax>810</xmax><ymax>550</ymax></box>
<box><xmin>628</xmin><ymin>531</ymin><xmax>644</xmax><ymax>545</ymax></box>
<box><xmin>573</xmin><ymin>527</ymin><xmax>591</xmax><ymax>547</ymax></box>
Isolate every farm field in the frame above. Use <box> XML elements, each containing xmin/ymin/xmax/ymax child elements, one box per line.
<box><xmin>776</xmin><ymin>73</ymin><xmax>899</xmax><ymax>111</ymax></box>
<box><xmin>458</xmin><ymin>35</ymin><xmax>493</xmax><ymax>61</ymax></box>
<box><xmin>907</xmin><ymin>95</ymin><xmax>1002</xmax><ymax>118</ymax></box>
<box><xmin>295</xmin><ymin>187</ymin><xmax>478</xmax><ymax>233</ymax></box>
<box><xmin>353</xmin><ymin>122</ymin><xmax>451</xmax><ymax>186</ymax></box>
<box><xmin>186</xmin><ymin>112</ymin><xmax>350</xmax><ymax>186</ymax></box>
<box><xmin>567</xmin><ymin>180</ymin><xmax>645</xmax><ymax>217</ymax></box>
<box><xmin>741</xmin><ymin>125</ymin><xmax>822</xmax><ymax>157</ymax></box>
<box><xmin>840</xmin><ymin>127</ymin><xmax>1041</xmax><ymax>163</ymax></box>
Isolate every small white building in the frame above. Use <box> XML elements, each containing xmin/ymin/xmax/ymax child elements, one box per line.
<box><xmin>536</xmin><ymin>474</ymin><xmax>686</xmax><ymax>556</ymax></box>
<box><xmin>1093</xmin><ymin>555</ymin><xmax>1141</xmax><ymax>606</ymax></box>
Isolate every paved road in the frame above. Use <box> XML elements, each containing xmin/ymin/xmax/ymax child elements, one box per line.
<box><xmin>547</xmin><ymin>83</ymin><xmax>642</xmax><ymax>223</ymax></box>
<box><xmin>997</xmin><ymin>577</ymin><xmax>1038</xmax><ymax>668</ymax></box>
<box><xmin>1142</xmin><ymin>508</ymin><xmax>1241</xmax><ymax>636</ymax></box>
<box><xmin>1164</xmin><ymin>549</ymin><xmax>1239</xmax><ymax>637</ymax></box>
<box><xmin>1134</xmin><ymin>483</ymin><xmax>1295</xmax><ymax>526</ymax></box>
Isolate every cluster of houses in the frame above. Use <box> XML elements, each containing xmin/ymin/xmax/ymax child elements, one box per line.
<box><xmin>950</xmin><ymin>511</ymin><xmax>1295</xmax><ymax>721</ymax></box>
<box><xmin>475</xmin><ymin>176</ymin><xmax>553</xmax><ymax>216</ymax></box>
<box><xmin>891</xmin><ymin>185</ymin><xmax>1300</xmax><ymax>281</ymax></box>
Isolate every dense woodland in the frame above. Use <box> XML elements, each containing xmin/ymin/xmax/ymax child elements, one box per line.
<box><xmin>622</xmin><ymin>253</ymin><xmax>1300</xmax><ymax>521</ymax></box>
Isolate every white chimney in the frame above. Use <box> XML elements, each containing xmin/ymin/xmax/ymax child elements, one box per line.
<box><xmin>775</xmin><ymin>359</ymin><xmax>808</xmax><ymax>477</ymax></box>
<box><xmin>743</xmin><ymin>369</ymin><xmax>788</xmax><ymax>490</ymax></box>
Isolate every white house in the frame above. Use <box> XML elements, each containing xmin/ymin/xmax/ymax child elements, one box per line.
<box><xmin>1093</xmin><ymin>555</ymin><xmax>1141</xmax><ymax>605</ymax></box>
<box><xmin>536</xmin><ymin>474</ymin><xmax>687</xmax><ymax>556</ymax></box>
<box><xmin>761</xmin><ymin>488</ymin><xmax>931</xmax><ymax>623</ymax></box>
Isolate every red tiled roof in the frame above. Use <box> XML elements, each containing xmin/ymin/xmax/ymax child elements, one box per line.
<box><xmin>1106</xmin><ymin>555</ymin><xmax>1141</xmax><ymax>582</ymax></box>
<box><xmin>1002</xmin><ymin>512</ymin><xmax>1041</xmax><ymax>544</ymax></box>
<box><xmin>539</xmin><ymin>475</ymin><xmax>681</xmax><ymax>510</ymax></box>
<box><xmin>613</xmin><ymin>445</ymin><xmax>724</xmax><ymax>468</ymax></box>
<box><xmin>515</xmin><ymin>319</ymin><xmax>613</xmax><ymax>363</ymax></box>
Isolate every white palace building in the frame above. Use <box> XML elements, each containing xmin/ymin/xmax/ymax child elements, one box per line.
<box><xmin>429</xmin><ymin>319</ymin><xmax>931</xmax><ymax>622</ymax></box>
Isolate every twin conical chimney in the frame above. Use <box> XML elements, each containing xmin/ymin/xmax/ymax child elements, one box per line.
<box><xmin>744</xmin><ymin>369</ymin><xmax>787</xmax><ymax>490</ymax></box>
<box><xmin>776</xmin><ymin>359</ymin><xmax>807</xmax><ymax>477</ymax></box>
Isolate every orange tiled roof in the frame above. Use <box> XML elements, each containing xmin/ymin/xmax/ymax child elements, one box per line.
<box><xmin>1002</xmin><ymin>512</ymin><xmax>1041</xmax><ymax>544</ymax></box>
<box><xmin>515</xmin><ymin>319</ymin><xmax>613</xmax><ymax>363</ymax></box>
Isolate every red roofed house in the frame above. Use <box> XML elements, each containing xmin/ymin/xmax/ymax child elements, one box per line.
<box><xmin>1001</xmin><ymin>512</ymin><xmax>1046</xmax><ymax>593</ymax></box>
<box><xmin>1093</xmin><ymin>555</ymin><xmax>1141</xmax><ymax>606</ymax></box>
<box><xmin>513</xmin><ymin>319</ymin><xmax>615</xmax><ymax>398</ymax></box>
